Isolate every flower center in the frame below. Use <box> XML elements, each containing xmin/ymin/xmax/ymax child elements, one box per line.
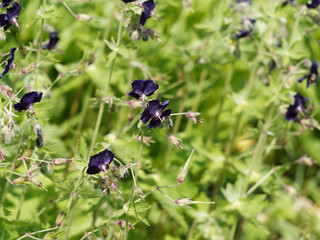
<box><xmin>154</xmin><ymin>111</ymin><xmax>161</xmax><ymax>119</ymax></box>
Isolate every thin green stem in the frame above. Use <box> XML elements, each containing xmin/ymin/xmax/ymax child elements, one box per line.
<box><xmin>186</xmin><ymin>69</ymin><xmax>207</xmax><ymax>131</ymax></box>
<box><xmin>16</xmin><ymin>185</ymin><xmax>27</xmax><ymax>220</ymax></box>
<box><xmin>206</xmin><ymin>64</ymin><xmax>234</xmax><ymax>145</ymax></box>
<box><xmin>35</xmin><ymin>0</ymin><xmax>46</xmax><ymax>87</ymax></box>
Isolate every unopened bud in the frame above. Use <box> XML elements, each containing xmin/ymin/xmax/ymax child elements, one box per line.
<box><xmin>55</xmin><ymin>211</ymin><xmax>66</xmax><ymax>227</ymax></box>
<box><xmin>53</xmin><ymin>158</ymin><xmax>71</xmax><ymax>166</ymax></box>
<box><xmin>36</xmin><ymin>130</ymin><xmax>44</xmax><ymax>148</ymax></box>
<box><xmin>88</xmin><ymin>51</ymin><xmax>95</xmax><ymax>65</ymax></box>
<box><xmin>13</xmin><ymin>177</ymin><xmax>27</xmax><ymax>185</ymax></box>
<box><xmin>0</xmin><ymin>84</ymin><xmax>13</xmax><ymax>99</ymax></box>
<box><xmin>186</xmin><ymin>111</ymin><xmax>203</xmax><ymax>124</ymax></box>
<box><xmin>76</xmin><ymin>14</ymin><xmax>93</xmax><ymax>22</ymax></box>
<box><xmin>175</xmin><ymin>197</ymin><xmax>193</xmax><ymax>206</ymax></box>
<box><xmin>131</xmin><ymin>30</ymin><xmax>139</xmax><ymax>41</ymax></box>
<box><xmin>28</xmin><ymin>163</ymin><xmax>41</xmax><ymax>175</ymax></box>
<box><xmin>29</xmin><ymin>176</ymin><xmax>43</xmax><ymax>188</ymax></box>
<box><xmin>134</xmin><ymin>186</ymin><xmax>144</xmax><ymax>197</ymax></box>
<box><xmin>5</xmin><ymin>128</ymin><xmax>14</xmax><ymax>142</ymax></box>
<box><xmin>296</xmin><ymin>155</ymin><xmax>315</xmax><ymax>166</ymax></box>
<box><xmin>177</xmin><ymin>167</ymin><xmax>187</xmax><ymax>184</ymax></box>
<box><xmin>168</xmin><ymin>135</ymin><xmax>183</xmax><ymax>149</ymax></box>
<box><xmin>43</xmin><ymin>232</ymin><xmax>58</xmax><ymax>240</ymax></box>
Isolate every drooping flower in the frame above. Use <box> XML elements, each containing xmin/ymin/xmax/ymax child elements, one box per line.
<box><xmin>298</xmin><ymin>61</ymin><xmax>318</xmax><ymax>88</ymax></box>
<box><xmin>13</xmin><ymin>91</ymin><xmax>43</xmax><ymax>112</ymax></box>
<box><xmin>306</xmin><ymin>0</ymin><xmax>320</xmax><ymax>8</ymax></box>
<box><xmin>1</xmin><ymin>0</ymin><xmax>12</xmax><ymax>8</ymax></box>
<box><xmin>285</xmin><ymin>93</ymin><xmax>308</xmax><ymax>121</ymax></box>
<box><xmin>233</xmin><ymin>18</ymin><xmax>255</xmax><ymax>39</ymax></box>
<box><xmin>0</xmin><ymin>47</ymin><xmax>16</xmax><ymax>79</ymax></box>
<box><xmin>86</xmin><ymin>148</ymin><xmax>115</xmax><ymax>175</ymax></box>
<box><xmin>42</xmin><ymin>32</ymin><xmax>59</xmax><ymax>50</ymax></box>
<box><xmin>0</xmin><ymin>2</ymin><xmax>22</xmax><ymax>31</ymax></box>
<box><xmin>140</xmin><ymin>99</ymin><xmax>172</xmax><ymax>128</ymax></box>
<box><xmin>139</xmin><ymin>0</ymin><xmax>157</xmax><ymax>26</ymax></box>
<box><xmin>127</xmin><ymin>79</ymin><xmax>159</xmax><ymax>101</ymax></box>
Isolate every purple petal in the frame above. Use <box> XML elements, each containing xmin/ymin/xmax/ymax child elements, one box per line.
<box><xmin>142</xmin><ymin>80</ymin><xmax>159</xmax><ymax>96</ymax></box>
<box><xmin>140</xmin><ymin>107</ymin><xmax>153</xmax><ymax>123</ymax></box>
<box><xmin>162</xmin><ymin>109</ymin><xmax>172</xmax><ymax>117</ymax></box>
<box><xmin>148</xmin><ymin>118</ymin><xmax>161</xmax><ymax>128</ymax></box>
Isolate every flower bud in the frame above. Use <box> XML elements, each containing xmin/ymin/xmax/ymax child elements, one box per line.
<box><xmin>28</xmin><ymin>163</ymin><xmax>41</xmax><ymax>175</ymax></box>
<box><xmin>134</xmin><ymin>186</ymin><xmax>144</xmax><ymax>197</ymax></box>
<box><xmin>284</xmin><ymin>185</ymin><xmax>297</xmax><ymax>197</ymax></box>
<box><xmin>186</xmin><ymin>111</ymin><xmax>203</xmax><ymax>124</ymax></box>
<box><xmin>177</xmin><ymin>167</ymin><xmax>187</xmax><ymax>184</ymax></box>
<box><xmin>147</xmin><ymin>28</ymin><xmax>160</xmax><ymax>40</ymax></box>
<box><xmin>43</xmin><ymin>232</ymin><xmax>58</xmax><ymax>240</ymax></box>
<box><xmin>5</xmin><ymin>128</ymin><xmax>14</xmax><ymax>142</ymax></box>
<box><xmin>296</xmin><ymin>155</ymin><xmax>315</xmax><ymax>166</ymax></box>
<box><xmin>55</xmin><ymin>211</ymin><xmax>66</xmax><ymax>227</ymax></box>
<box><xmin>13</xmin><ymin>177</ymin><xmax>27</xmax><ymax>185</ymax></box>
<box><xmin>131</xmin><ymin>30</ymin><xmax>139</xmax><ymax>41</ymax></box>
<box><xmin>29</xmin><ymin>176</ymin><xmax>43</xmax><ymax>188</ymax></box>
<box><xmin>175</xmin><ymin>197</ymin><xmax>193</xmax><ymax>206</ymax></box>
<box><xmin>168</xmin><ymin>135</ymin><xmax>183</xmax><ymax>149</ymax></box>
<box><xmin>0</xmin><ymin>84</ymin><xmax>13</xmax><ymax>99</ymax></box>
<box><xmin>53</xmin><ymin>158</ymin><xmax>71</xmax><ymax>166</ymax></box>
<box><xmin>76</xmin><ymin>14</ymin><xmax>93</xmax><ymax>22</ymax></box>
<box><xmin>36</xmin><ymin>130</ymin><xmax>44</xmax><ymax>148</ymax></box>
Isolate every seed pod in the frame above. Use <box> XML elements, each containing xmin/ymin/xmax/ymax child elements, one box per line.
<box><xmin>53</xmin><ymin>158</ymin><xmax>71</xmax><ymax>166</ymax></box>
<box><xmin>29</xmin><ymin>176</ymin><xmax>43</xmax><ymax>188</ymax></box>
<box><xmin>13</xmin><ymin>177</ymin><xmax>27</xmax><ymax>185</ymax></box>
<box><xmin>177</xmin><ymin>167</ymin><xmax>187</xmax><ymax>184</ymax></box>
<box><xmin>55</xmin><ymin>211</ymin><xmax>66</xmax><ymax>227</ymax></box>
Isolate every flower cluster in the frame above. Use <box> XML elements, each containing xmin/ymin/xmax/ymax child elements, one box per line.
<box><xmin>127</xmin><ymin>79</ymin><xmax>172</xmax><ymax>128</ymax></box>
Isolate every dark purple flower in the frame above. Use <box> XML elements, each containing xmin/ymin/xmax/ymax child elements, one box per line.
<box><xmin>298</xmin><ymin>61</ymin><xmax>318</xmax><ymax>88</ymax></box>
<box><xmin>0</xmin><ymin>2</ymin><xmax>22</xmax><ymax>31</ymax></box>
<box><xmin>233</xmin><ymin>18</ymin><xmax>255</xmax><ymax>39</ymax></box>
<box><xmin>13</xmin><ymin>91</ymin><xmax>43</xmax><ymax>112</ymax></box>
<box><xmin>306</xmin><ymin>0</ymin><xmax>320</xmax><ymax>8</ymax></box>
<box><xmin>42</xmin><ymin>32</ymin><xmax>59</xmax><ymax>50</ymax></box>
<box><xmin>139</xmin><ymin>0</ymin><xmax>157</xmax><ymax>26</ymax></box>
<box><xmin>127</xmin><ymin>79</ymin><xmax>159</xmax><ymax>100</ymax></box>
<box><xmin>0</xmin><ymin>47</ymin><xmax>16</xmax><ymax>79</ymax></box>
<box><xmin>1</xmin><ymin>0</ymin><xmax>12</xmax><ymax>8</ymax></box>
<box><xmin>140</xmin><ymin>99</ymin><xmax>172</xmax><ymax>128</ymax></box>
<box><xmin>87</xmin><ymin>148</ymin><xmax>114</xmax><ymax>175</ymax></box>
<box><xmin>268</xmin><ymin>59</ymin><xmax>276</xmax><ymax>74</ymax></box>
<box><xmin>285</xmin><ymin>93</ymin><xmax>308</xmax><ymax>121</ymax></box>
<box><xmin>122</xmin><ymin>0</ymin><xmax>137</xmax><ymax>2</ymax></box>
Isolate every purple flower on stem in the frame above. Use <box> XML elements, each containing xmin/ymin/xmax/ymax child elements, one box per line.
<box><xmin>1</xmin><ymin>0</ymin><xmax>13</xmax><ymax>8</ymax></box>
<box><xmin>42</xmin><ymin>32</ymin><xmax>59</xmax><ymax>50</ymax></box>
<box><xmin>13</xmin><ymin>91</ymin><xmax>43</xmax><ymax>112</ymax></box>
<box><xmin>0</xmin><ymin>47</ymin><xmax>16</xmax><ymax>79</ymax></box>
<box><xmin>233</xmin><ymin>18</ymin><xmax>255</xmax><ymax>39</ymax></box>
<box><xmin>140</xmin><ymin>99</ymin><xmax>172</xmax><ymax>128</ymax></box>
<box><xmin>285</xmin><ymin>93</ymin><xmax>308</xmax><ymax>121</ymax></box>
<box><xmin>127</xmin><ymin>79</ymin><xmax>159</xmax><ymax>101</ymax></box>
<box><xmin>86</xmin><ymin>148</ymin><xmax>115</xmax><ymax>175</ymax></box>
<box><xmin>139</xmin><ymin>0</ymin><xmax>157</xmax><ymax>26</ymax></box>
<box><xmin>121</xmin><ymin>0</ymin><xmax>137</xmax><ymax>2</ymax></box>
<box><xmin>0</xmin><ymin>2</ymin><xmax>22</xmax><ymax>31</ymax></box>
<box><xmin>306</xmin><ymin>0</ymin><xmax>320</xmax><ymax>8</ymax></box>
<box><xmin>298</xmin><ymin>61</ymin><xmax>318</xmax><ymax>88</ymax></box>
